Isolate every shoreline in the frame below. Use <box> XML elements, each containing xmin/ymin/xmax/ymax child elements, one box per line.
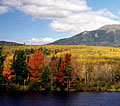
<box><xmin>1</xmin><ymin>88</ymin><xmax>120</xmax><ymax>92</ymax></box>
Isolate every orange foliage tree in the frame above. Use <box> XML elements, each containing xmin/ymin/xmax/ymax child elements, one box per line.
<box><xmin>2</xmin><ymin>54</ymin><xmax>15</xmax><ymax>84</ymax></box>
<box><xmin>27</xmin><ymin>50</ymin><xmax>44</xmax><ymax>82</ymax></box>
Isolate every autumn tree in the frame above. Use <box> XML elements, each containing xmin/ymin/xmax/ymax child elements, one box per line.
<box><xmin>55</xmin><ymin>53</ymin><xmax>74</xmax><ymax>90</ymax></box>
<box><xmin>2</xmin><ymin>54</ymin><xmax>15</xmax><ymax>84</ymax></box>
<box><xmin>13</xmin><ymin>50</ymin><xmax>28</xmax><ymax>87</ymax></box>
<box><xmin>56</xmin><ymin>56</ymin><xmax>67</xmax><ymax>90</ymax></box>
<box><xmin>50</xmin><ymin>55</ymin><xmax>58</xmax><ymax>88</ymax></box>
<box><xmin>64</xmin><ymin>53</ymin><xmax>74</xmax><ymax>90</ymax></box>
<box><xmin>27</xmin><ymin>50</ymin><xmax>44</xmax><ymax>83</ymax></box>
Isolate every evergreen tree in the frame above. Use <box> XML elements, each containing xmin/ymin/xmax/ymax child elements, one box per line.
<box><xmin>41</xmin><ymin>66</ymin><xmax>50</xmax><ymax>89</ymax></box>
<box><xmin>13</xmin><ymin>50</ymin><xmax>28</xmax><ymax>86</ymax></box>
<box><xmin>0</xmin><ymin>46</ymin><xmax>6</xmax><ymax>89</ymax></box>
<box><xmin>0</xmin><ymin>46</ymin><xmax>4</xmax><ymax>72</ymax></box>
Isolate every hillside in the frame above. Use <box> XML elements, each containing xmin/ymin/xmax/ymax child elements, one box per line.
<box><xmin>2</xmin><ymin>45</ymin><xmax>120</xmax><ymax>92</ymax></box>
<box><xmin>49</xmin><ymin>24</ymin><xmax>120</xmax><ymax>47</ymax></box>
<box><xmin>0</xmin><ymin>41</ymin><xmax>23</xmax><ymax>46</ymax></box>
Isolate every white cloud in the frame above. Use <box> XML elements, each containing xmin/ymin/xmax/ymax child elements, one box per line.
<box><xmin>50</xmin><ymin>11</ymin><xmax>120</xmax><ymax>34</ymax></box>
<box><xmin>5</xmin><ymin>37</ymin><xmax>56</xmax><ymax>45</ymax></box>
<box><xmin>27</xmin><ymin>37</ymin><xmax>56</xmax><ymax>44</ymax></box>
<box><xmin>0</xmin><ymin>0</ymin><xmax>23</xmax><ymax>8</ymax></box>
<box><xmin>0</xmin><ymin>0</ymin><xmax>90</xmax><ymax>19</ymax></box>
<box><xmin>95</xmin><ymin>9</ymin><xmax>118</xmax><ymax>18</ymax></box>
<box><xmin>7</xmin><ymin>38</ymin><xmax>23</xmax><ymax>42</ymax></box>
<box><xmin>0</xmin><ymin>0</ymin><xmax>120</xmax><ymax>34</ymax></box>
<box><xmin>0</xmin><ymin>6</ymin><xmax>9</xmax><ymax>14</ymax></box>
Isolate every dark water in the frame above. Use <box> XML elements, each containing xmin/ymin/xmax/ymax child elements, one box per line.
<box><xmin>0</xmin><ymin>91</ymin><xmax>120</xmax><ymax>106</ymax></box>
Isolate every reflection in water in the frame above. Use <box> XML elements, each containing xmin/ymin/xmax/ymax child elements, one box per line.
<box><xmin>0</xmin><ymin>91</ymin><xmax>120</xmax><ymax>106</ymax></box>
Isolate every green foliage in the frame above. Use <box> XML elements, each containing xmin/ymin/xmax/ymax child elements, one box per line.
<box><xmin>0</xmin><ymin>46</ymin><xmax>5</xmax><ymax>73</ymax></box>
<box><xmin>75</xmin><ymin>83</ymin><xmax>83</xmax><ymax>91</ymax></box>
<box><xmin>0</xmin><ymin>76</ymin><xmax>6</xmax><ymax>90</ymax></box>
<box><xmin>114</xmin><ymin>83</ymin><xmax>120</xmax><ymax>89</ymax></box>
<box><xmin>41</xmin><ymin>66</ymin><xmax>50</xmax><ymax>85</ymax></box>
<box><xmin>115</xmin><ymin>69</ymin><xmax>120</xmax><ymax>82</ymax></box>
<box><xmin>0</xmin><ymin>46</ymin><xmax>6</xmax><ymax>89</ymax></box>
<box><xmin>38</xmin><ymin>47</ymin><xmax>52</xmax><ymax>55</ymax></box>
<box><xmin>13</xmin><ymin>50</ymin><xmax>28</xmax><ymax>85</ymax></box>
<box><xmin>28</xmin><ymin>81</ymin><xmax>40</xmax><ymax>91</ymax></box>
<box><xmin>2</xmin><ymin>45</ymin><xmax>120</xmax><ymax>91</ymax></box>
<box><xmin>104</xmin><ymin>82</ymin><xmax>112</xmax><ymax>89</ymax></box>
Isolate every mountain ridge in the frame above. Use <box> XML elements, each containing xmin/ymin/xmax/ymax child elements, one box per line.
<box><xmin>0</xmin><ymin>41</ymin><xmax>23</xmax><ymax>46</ymax></box>
<box><xmin>48</xmin><ymin>24</ymin><xmax>120</xmax><ymax>47</ymax></box>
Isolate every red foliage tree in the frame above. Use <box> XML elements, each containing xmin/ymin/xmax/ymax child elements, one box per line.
<box><xmin>27</xmin><ymin>50</ymin><xmax>44</xmax><ymax>82</ymax></box>
<box><xmin>56</xmin><ymin>53</ymin><xmax>74</xmax><ymax>90</ymax></box>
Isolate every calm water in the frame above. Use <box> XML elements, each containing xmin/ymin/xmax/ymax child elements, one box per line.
<box><xmin>0</xmin><ymin>91</ymin><xmax>120</xmax><ymax>106</ymax></box>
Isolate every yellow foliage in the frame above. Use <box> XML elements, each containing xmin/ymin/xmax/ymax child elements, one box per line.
<box><xmin>2</xmin><ymin>54</ymin><xmax>15</xmax><ymax>83</ymax></box>
<box><xmin>2</xmin><ymin>45</ymin><xmax>120</xmax><ymax>64</ymax></box>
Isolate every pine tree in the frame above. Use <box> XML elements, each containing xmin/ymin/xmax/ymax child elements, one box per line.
<box><xmin>0</xmin><ymin>46</ymin><xmax>4</xmax><ymax>72</ymax></box>
<box><xmin>41</xmin><ymin>66</ymin><xmax>50</xmax><ymax>89</ymax></box>
<box><xmin>13</xmin><ymin>50</ymin><xmax>28</xmax><ymax>87</ymax></box>
<box><xmin>0</xmin><ymin>46</ymin><xmax>6</xmax><ymax>89</ymax></box>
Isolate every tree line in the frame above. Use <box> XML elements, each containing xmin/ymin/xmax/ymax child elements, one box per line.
<box><xmin>1</xmin><ymin>46</ymin><xmax>120</xmax><ymax>91</ymax></box>
<box><xmin>0</xmin><ymin>46</ymin><xmax>78</xmax><ymax>91</ymax></box>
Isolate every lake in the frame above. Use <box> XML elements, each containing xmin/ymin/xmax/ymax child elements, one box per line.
<box><xmin>0</xmin><ymin>91</ymin><xmax>120</xmax><ymax>106</ymax></box>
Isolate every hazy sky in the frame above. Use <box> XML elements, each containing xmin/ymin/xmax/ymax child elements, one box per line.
<box><xmin>0</xmin><ymin>0</ymin><xmax>120</xmax><ymax>44</ymax></box>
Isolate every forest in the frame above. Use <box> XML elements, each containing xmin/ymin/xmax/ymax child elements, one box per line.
<box><xmin>1</xmin><ymin>45</ymin><xmax>120</xmax><ymax>91</ymax></box>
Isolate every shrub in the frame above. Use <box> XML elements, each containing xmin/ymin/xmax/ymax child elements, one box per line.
<box><xmin>28</xmin><ymin>81</ymin><xmax>40</xmax><ymax>91</ymax></box>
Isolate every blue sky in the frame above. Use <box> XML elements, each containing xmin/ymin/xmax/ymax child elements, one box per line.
<box><xmin>0</xmin><ymin>0</ymin><xmax>120</xmax><ymax>44</ymax></box>
<box><xmin>87</xmin><ymin>0</ymin><xmax>120</xmax><ymax>15</ymax></box>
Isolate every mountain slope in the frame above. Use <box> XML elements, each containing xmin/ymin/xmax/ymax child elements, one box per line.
<box><xmin>0</xmin><ymin>41</ymin><xmax>23</xmax><ymax>46</ymax></box>
<box><xmin>49</xmin><ymin>24</ymin><xmax>120</xmax><ymax>47</ymax></box>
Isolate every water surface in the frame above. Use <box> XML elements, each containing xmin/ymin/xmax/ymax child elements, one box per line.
<box><xmin>0</xmin><ymin>91</ymin><xmax>120</xmax><ymax>106</ymax></box>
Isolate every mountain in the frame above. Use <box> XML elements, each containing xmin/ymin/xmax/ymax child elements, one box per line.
<box><xmin>0</xmin><ymin>41</ymin><xmax>23</xmax><ymax>46</ymax></box>
<box><xmin>49</xmin><ymin>24</ymin><xmax>120</xmax><ymax>47</ymax></box>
